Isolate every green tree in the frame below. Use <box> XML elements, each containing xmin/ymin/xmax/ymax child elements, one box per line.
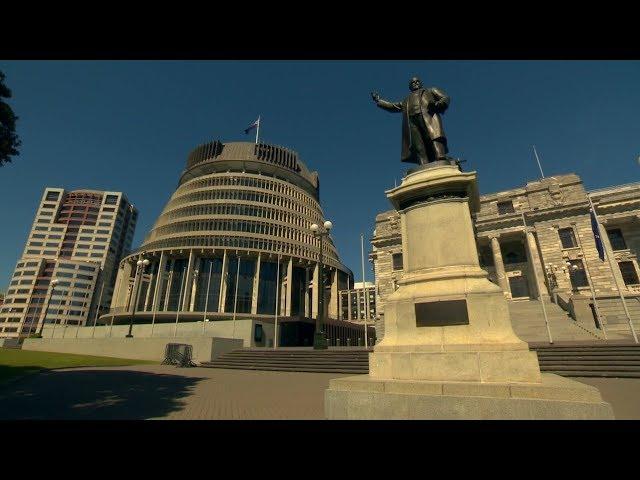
<box><xmin>0</xmin><ymin>71</ymin><xmax>21</xmax><ymax>166</ymax></box>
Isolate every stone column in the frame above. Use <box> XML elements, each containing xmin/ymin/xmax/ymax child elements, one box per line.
<box><xmin>127</xmin><ymin>260</ymin><xmax>142</xmax><ymax>312</ymax></box>
<box><xmin>329</xmin><ymin>269</ymin><xmax>338</xmax><ymax>320</ymax></box>
<box><xmin>304</xmin><ymin>267</ymin><xmax>310</xmax><ymax>317</ymax></box>
<box><xmin>251</xmin><ymin>253</ymin><xmax>261</xmax><ymax>314</ymax></box>
<box><xmin>311</xmin><ymin>262</ymin><xmax>319</xmax><ymax>318</ymax></box>
<box><xmin>182</xmin><ymin>250</ymin><xmax>196</xmax><ymax>311</ymax></box>
<box><xmin>490</xmin><ymin>235</ymin><xmax>510</xmax><ymax>297</ymax></box>
<box><xmin>112</xmin><ymin>261</ymin><xmax>132</xmax><ymax>309</ymax></box>
<box><xmin>151</xmin><ymin>252</ymin><xmax>167</xmax><ymax>312</ymax></box>
<box><xmin>163</xmin><ymin>260</ymin><xmax>175</xmax><ymax>310</ymax></box>
<box><xmin>143</xmin><ymin>270</ymin><xmax>154</xmax><ymax>311</ymax></box>
<box><xmin>218</xmin><ymin>250</ymin><xmax>228</xmax><ymax>313</ymax></box>
<box><xmin>524</xmin><ymin>229</ymin><xmax>549</xmax><ymax>299</ymax></box>
<box><xmin>285</xmin><ymin>257</ymin><xmax>293</xmax><ymax>317</ymax></box>
<box><xmin>279</xmin><ymin>258</ymin><xmax>287</xmax><ymax>317</ymax></box>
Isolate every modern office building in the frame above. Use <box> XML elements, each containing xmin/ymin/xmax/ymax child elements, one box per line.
<box><xmin>371</xmin><ymin>174</ymin><xmax>640</xmax><ymax>341</ymax></box>
<box><xmin>104</xmin><ymin>140</ymin><xmax>362</xmax><ymax>347</ymax></box>
<box><xmin>0</xmin><ymin>188</ymin><xmax>137</xmax><ymax>338</ymax></box>
<box><xmin>338</xmin><ymin>281</ymin><xmax>377</xmax><ymax>323</ymax></box>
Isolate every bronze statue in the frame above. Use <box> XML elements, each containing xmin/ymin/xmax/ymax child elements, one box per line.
<box><xmin>372</xmin><ymin>77</ymin><xmax>451</xmax><ymax>165</ymax></box>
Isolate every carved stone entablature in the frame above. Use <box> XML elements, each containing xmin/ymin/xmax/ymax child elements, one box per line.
<box><xmin>598</xmin><ymin>213</ymin><xmax>639</xmax><ymax>226</ymax></box>
<box><xmin>614</xmin><ymin>250</ymin><xmax>637</xmax><ymax>262</ymax></box>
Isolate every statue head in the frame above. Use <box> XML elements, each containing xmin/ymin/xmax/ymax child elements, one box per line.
<box><xmin>409</xmin><ymin>77</ymin><xmax>423</xmax><ymax>91</ymax></box>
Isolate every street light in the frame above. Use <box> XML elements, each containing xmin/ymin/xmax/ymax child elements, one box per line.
<box><xmin>310</xmin><ymin>220</ymin><xmax>332</xmax><ymax>350</ymax></box>
<box><xmin>37</xmin><ymin>278</ymin><xmax>59</xmax><ymax>337</ymax></box>
<box><xmin>126</xmin><ymin>257</ymin><xmax>150</xmax><ymax>338</ymax></box>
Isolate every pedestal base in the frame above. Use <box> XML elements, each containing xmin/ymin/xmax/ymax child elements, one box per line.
<box><xmin>325</xmin><ymin>374</ymin><xmax>614</xmax><ymax>419</ymax></box>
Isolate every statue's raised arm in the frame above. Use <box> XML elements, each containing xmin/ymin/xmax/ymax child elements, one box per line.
<box><xmin>371</xmin><ymin>91</ymin><xmax>403</xmax><ymax>113</ymax></box>
<box><xmin>371</xmin><ymin>76</ymin><xmax>452</xmax><ymax>165</ymax></box>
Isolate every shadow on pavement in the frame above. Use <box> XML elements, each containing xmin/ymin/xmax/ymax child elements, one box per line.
<box><xmin>0</xmin><ymin>368</ymin><xmax>206</xmax><ymax>420</ymax></box>
<box><xmin>0</xmin><ymin>365</ymin><xmax>43</xmax><ymax>385</ymax></box>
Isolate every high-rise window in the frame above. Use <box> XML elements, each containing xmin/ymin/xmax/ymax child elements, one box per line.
<box><xmin>558</xmin><ymin>228</ymin><xmax>577</xmax><ymax>248</ymax></box>
<box><xmin>607</xmin><ymin>229</ymin><xmax>627</xmax><ymax>251</ymax></box>
<box><xmin>619</xmin><ymin>261</ymin><xmax>639</xmax><ymax>285</ymax></box>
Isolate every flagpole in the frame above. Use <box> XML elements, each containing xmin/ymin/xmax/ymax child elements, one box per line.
<box><xmin>274</xmin><ymin>253</ymin><xmax>280</xmax><ymax>349</ymax></box>
<box><xmin>91</xmin><ymin>281</ymin><xmax>106</xmax><ymax>339</ymax></box>
<box><xmin>232</xmin><ymin>256</ymin><xmax>241</xmax><ymax>339</ymax></box>
<box><xmin>173</xmin><ymin>266</ymin><xmax>186</xmax><ymax>338</ymax></box>
<box><xmin>202</xmin><ymin>260</ymin><xmax>213</xmax><ymax>335</ymax></box>
<box><xmin>533</xmin><ymin>145</ymin><xmax>545</xmax><ymax>179</ymax></box>
<box><xmin>255</xmin><ymin>116</ymin><xmax>260</xmax><ymax>145</ymax></box>
<box><xmin>574</xmin><ymin>224</ymin><xmax>606</xmax><ymax>338</ymax></box>
<box><xmin>588</xmin><ymin>195</ymin><xmax>638</xmax><ymax>343</ymax></box>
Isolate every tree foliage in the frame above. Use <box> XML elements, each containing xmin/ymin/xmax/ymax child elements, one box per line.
<box><xmin>0</xmin><ymin>71</ymin><xmax>21</xmax><ymax>166</ymax></box>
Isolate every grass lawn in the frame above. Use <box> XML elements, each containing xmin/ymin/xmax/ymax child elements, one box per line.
<box><xmin>0</xmin><ymin>348</ymin><xmax>156</xmax><ymax>385</ymax></box>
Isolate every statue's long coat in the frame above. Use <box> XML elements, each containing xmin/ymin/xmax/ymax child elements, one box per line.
<box><xmin>377</xmin><ymin>87</ymin><xmax>450</xmax><ymax>164</ymax></box>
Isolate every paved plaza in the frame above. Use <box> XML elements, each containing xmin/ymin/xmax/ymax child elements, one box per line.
<box><xmin>0</xmin><ymin>365</ymin><xmax>638</xmax><ymax>420</ymax></box>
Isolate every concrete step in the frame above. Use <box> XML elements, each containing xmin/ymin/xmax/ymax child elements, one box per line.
<box><xmin>207</xmin><ymin>359</ymin><xmax>369</xmax><ymax>367</ymax></box>
<box><xmin>201</xmin><ymin>363</ymin><xmax>368</xmax><ymax>374</ymax></box>
<box><xmin>218</xmin><ymin>357</ymin><xmax>369</xmax><ymax>364</ymax></box>
<box><xmin>202</xmin><ymin>348</ymin><xmax>371</xmax><ymax>374</ymax></box>
<box><xmin>543</xmin><ymin>370</ymin><xmax>640</xmax><ymax>378</ymax></box>
<box><xmin>203</xmin><ymin>346</ymin><xmax>640</xmax><ymax>378</ymax></box>
<box><xmin>538</xmin><ymin>357</ymin><xmax>640</xmax><ymax>367</ymax></box>
<box><xmin>539</xmin><ymin>364</ymin><xmax>640</xmax><ymax>372</ymax></box>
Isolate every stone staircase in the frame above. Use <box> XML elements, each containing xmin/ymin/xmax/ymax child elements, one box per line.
<box><xmin>508</xmin><ymin>299</ymin><xmax>604</xmax><ymax>343</ymax></box>
<box><xmin>530</xmin><ymin>344</ymin><xmax>640</xmax><ymax>378</ymax></box>
<box><xmin>597</xmin><ymin>297</ymin><xmax>640</xmax><ymax>336</ymax></box>
<box><xmin>202</xmin><ymin>344</ymin><xmax>640</xmax><ymax>378</ymax></box>
<box><xmin>201</xmin><ymin>348</ymin><xmax>371</xmax><ymax>374</ymax></box>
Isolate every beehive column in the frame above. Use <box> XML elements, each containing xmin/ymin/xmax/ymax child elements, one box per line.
<box><xmin>251</xmin><ymin>253</ymin><xmax>261</xmax><ymax>314</ymax></box>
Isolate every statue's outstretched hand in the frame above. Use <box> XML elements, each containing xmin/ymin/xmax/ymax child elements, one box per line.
<box><xmin>371</xmin><ymin>92</ymin><xmax>380</xmax><ymax>103</ymax></box>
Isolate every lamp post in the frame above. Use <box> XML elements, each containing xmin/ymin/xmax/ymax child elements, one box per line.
<box><xmin>37</xmin><ymin>278</ymin><xmax>59</xmax><ymax>337</ymax></box>
<box><xmin>126</xmin><ymin>257</ymin><xmax>150</xmax><ymax>338</ymax></box>
<box><xmin>311</xmin><ymin>220</ymin><xmax>332</xmax><ymax>350</ymax></box>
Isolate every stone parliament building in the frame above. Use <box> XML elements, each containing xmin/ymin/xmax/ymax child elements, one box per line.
<box><xmin>371</xmin><ymin>173</ymin><xmax>640</xmax><ymax>343</ymax></box>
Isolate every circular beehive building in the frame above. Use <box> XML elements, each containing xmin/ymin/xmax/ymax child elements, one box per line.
<box><xmin>104</xmin><ymin>141</ymin><xmax>365</xmax><ymax>346</ymax></box>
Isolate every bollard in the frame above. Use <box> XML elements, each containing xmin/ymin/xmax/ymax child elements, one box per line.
<box><xmin>347</xmin><ymin>338</ymin><xmax>351</xmax><ymax>346</ymax></box>
<box><xmin>336</xmin><ymin>338</ymin><xmax>341</xmax><ymax>347</ymax></box>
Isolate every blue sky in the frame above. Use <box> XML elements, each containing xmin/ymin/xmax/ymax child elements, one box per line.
<box><xmin>1</xmin><ymin>61</ymin><xmax>639</xmax><ymax>289</ymax></box>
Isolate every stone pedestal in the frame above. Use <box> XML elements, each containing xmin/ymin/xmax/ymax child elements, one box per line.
<box><xmin>325</xmin><ymin>164</ymin><xmax>613</xmax><ymax>419</ymax></box>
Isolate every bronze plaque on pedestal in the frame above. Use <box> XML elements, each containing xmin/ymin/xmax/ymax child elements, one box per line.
<box><xmin>415</xmin><ymin>300</ymin><xmax>469</xmax><ymax>327</ymax></box>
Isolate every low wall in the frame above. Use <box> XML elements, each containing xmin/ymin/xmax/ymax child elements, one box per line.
<box><xmin>22</xmin><ymin>336</ymin><xmax>243</xmax><ymax>363</ymax></box>
<box><xmin>39</xmin><ymin>319</ymin><xmax>270</xmax><ymax>348</ymax></box>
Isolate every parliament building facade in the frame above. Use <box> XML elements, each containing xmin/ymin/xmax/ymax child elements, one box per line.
<box><xmin>371</xmin><ymin>173</ymin><xmax>640</xmax><ymax>341</ymax></box>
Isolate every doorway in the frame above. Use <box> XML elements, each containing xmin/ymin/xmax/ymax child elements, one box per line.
<box><xmin>509</xmin><ymin>275</ymin><xmax>530</xmax><ymax>299</ymax></box>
